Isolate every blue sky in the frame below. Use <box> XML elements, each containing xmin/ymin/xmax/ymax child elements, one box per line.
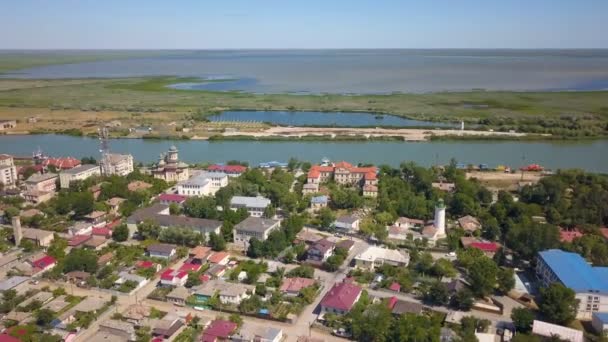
<box><xmin>1</xmin><ymin>0</ymin><xmax>607</xmax><ymax>49</ymax></box>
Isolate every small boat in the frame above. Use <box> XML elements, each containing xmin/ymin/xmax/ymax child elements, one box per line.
<box><xmin>374</xmin><ymin>115</ymin><xmax>384</xmax><ymax>119</ymax></box>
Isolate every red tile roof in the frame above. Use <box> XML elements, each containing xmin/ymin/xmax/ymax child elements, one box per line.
<box><xmin>364</xmin><ymin>172</ymin><xmax>377</xmax><ymax>180</ymax></box>
<box><xmin>161</xmin><ymin>269</ymin><xmax>175</xmax><ymax>281</ymax></box>
<box><xmin>42</xmin><ymin>157</ymin><xmax>81</xmax><ymax>169</ymax></box>
<box><xmin>387</xmin><ymin>296</ymin><xmax>398</xmax><ymax>309</ymax></box>
<box><xmin>31</xmin><ymin>255</ymin><xmax>56</xmax><ymax>269</ymax></box>
<box><xmin>559</xmin><ymin>229</ymin><xmax>584</xmax><ymax>243</ymax></box>
<box><xmin>158</xmin><ymin>193</ymin><xmax>187</xmax><ymax>203</ymax></box>
<box><xmin>203</xmin><ymin>320</ymin><xmax>238</xmax><ymax>341</ymax></box>
<box><xmin>208</xmin><ymin>252</ymin><xmax>229</xmax><ymax>264</ymax></box>
<box><xmin>137</xmin><ymin>260</ymin><xmax>155</xmax><ymax>269</ymax></box>
<box><xmin>92</xmin><ymin>227</ymin><xmax>112</xmax><ymax>237</ymax></box>
<box><xmin>0</xmin><ymin>334</ymin><xmax>20</xmax><ymax>342</ymax></box>
<box><xmin>179</xmin><ymin>263</ymin><xmax>201</xmax><ymax>273</ymax></box>
<box><xmin>388</xmin><ymin>282</ymin><xmax>401</xmax><ymax>292</ymax></box>
<box><xmin>104</xmin><ymin>219</ymin><xmax>122</xmax><ymax>230</ymax></box>
<box><xmin>207</xmin><ymin>164</ymin><xmax>247</xmax><ymax>174</ymax></box>
<box><xmin>320</xmin><ymin>282</ymin><xmax>362</xmax><ymax>312</ymax></box>
<box><xmin>68</xmin><ymin>234</ymin><xmax>92</xmax><ymax>247</ymax></box>
<box><xmin>280</xmin><ymin>277</ymin><xmax>316</xmax><ymax>293</ymax></box>
<box><xmin>470</xmin><ymin>242</ymin><xmax>500</xmax><ymax>253</ymax></box>
<box><xmin>335</xmin><ymin>161</ymin><xmax>353</xmax><ymax>169</ymax></box>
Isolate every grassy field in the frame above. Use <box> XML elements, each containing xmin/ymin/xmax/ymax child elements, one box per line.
<box><xmin>0</xmin><ymin>76</ymin><xmax>607</xmax><ymax>138</ymax></box>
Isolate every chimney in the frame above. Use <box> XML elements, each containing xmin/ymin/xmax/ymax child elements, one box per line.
<box><xmin>12</xmin><ymin>216</ymin><xmax>22</xmax><ymax>246</ymax></box>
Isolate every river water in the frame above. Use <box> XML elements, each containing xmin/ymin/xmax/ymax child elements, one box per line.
<box><xmin>1</xmin><ymin>135</ymin><xmax>607</xmax><ymax>173</ymax></box>
<box><xmin>3</xmin><ymin>50</ymin><xmax>608</xmax><ymax>93</ymax></box>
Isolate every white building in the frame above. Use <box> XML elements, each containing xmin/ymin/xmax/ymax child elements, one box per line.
<box><xmin>101</xmin><ymin>153</ymin><xmax>134</xmax><ymax>176</ymax></box>
<box><xmin>532</xmin><ymin>320</ymin><xmax>583</xmax><ymax>342</ymax></box>
<box><xmin>233</xmin><ymin>216</ymin><xmax>281</xmax><ymax>249</ymax></box>
<box><xmin>230</xmin><ymin>196</ymin><xmax>271</xmax><ymax>217</ymax></box>
<box><xmin>0</xmin><ymin>154</ymin><xmax>17</xmax><ymax>189</ymax></box>
<box><xmin>537</xmin><ymin>249</ymin><xmax>608</xmax><ymax>319</ymax></box>
<box><xmin>334</xmin><ymin>215</ymin><xmax>360</xmax><ymax>232</ymax></box>
<box><xmin>421</xmin><ymin>200</ymin><xmax>447</xmax><ymax>245</ymax></box>
<box><xmin>195</xmin><ymin>279</ymin><xmax>254</xmax><ymax>305</ymax></box>
<box><xmin>355</xmin><ymin>246</ymin><xmax>409</xmax><ymax>271</ymax></box>
<box><xmin>177</xmin><ymin>171</ymin><xmax>228</xmax><ymax>197</ymax></box>
<box><xmin>59</xmin><ymin>164</ymin><xmax>101</xmax><ymax>189</ymax></box>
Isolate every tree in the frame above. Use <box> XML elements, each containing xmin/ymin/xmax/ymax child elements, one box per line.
<box><xmin>350</xmin><ymin>302</ymin><xmax>393</xmax><ymax>342</ymax></box>
<box><xmin>47</xmin><ymin>238</ymin><xmax>68</xmax><ymax>259</ymax></box>
<box><xmin>36</xmin><ymin>308</ymin><xmax>56</xmax><ymax>327</ymax></box>
<box><xmin>424</xmin><ymin>281</ymin><xmax>450</xmax><ymax>306</ymax></box>
<box><xmin>169</xmin><ymin>203</ymin><xmax>181</xmax><ymax>215</ymax></box>
<box><xmin>318</xmin><ymin>208</ymin><xmax>336</xmax><ymax>230</ymax></box>
<box><xmin>112</xmin><ymin>224</ymin><xmax>129</xmax><ymax>242</ymax></box>
<box><xmin>539</xmin><ymin>283</ymin><xmax>578</xmax><ymax>325</ymax></box>
<box><xmin>451</xmin><ymin>288</ymin><xmax>474</xmax><ymax>311</ymax></box>
<box><xmin>209</xmin><ymin>232</ymin><xmax>226</xmax><ymax>251</ymax></box>
<box><xmin>137</xmin><ymin>220</ymin><xmax>161</xmax><ymax>240</ymax></box>
<box><xmin>263</xmin><ymin>205</ymin><xmax>276</xmax><ymax>219</ymax></box>
<box><xmin>468</xmin><ymin>256</ymin><xmax>498</xmax><ymax>297</ymax></box>
<box><xmin>64</xmin><ymin>248</ymin><xmax>98</xmax><ymax>273</ymax></box>
<box><xmin>392</xmin><ymin>313</ymin><xmax>442</xmax><ymax>342</ymax></box>
<box><xmin>229</xmin><ymin>313</ymin><xmax>243</xmax><ymax>327</ymax></box>
<box><xmin>511</xmin><ymin>307</ymin><xmax>535</xmax><ymax>333</ymax></box>
<box><xmin>81</xmin><ymin>156</ymin><xmax>97</xmax><ymax>165</ymax></box>
<box><xmin>497</xmin><ymin>267</ymin><xmax>515</xmax><ymax>294</ymax></box>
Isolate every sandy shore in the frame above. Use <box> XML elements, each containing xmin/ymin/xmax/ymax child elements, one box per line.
<box><xmin>222</xmin><ymin>126</ymin><xmax>532</xmax><ymax>141</ymax></box>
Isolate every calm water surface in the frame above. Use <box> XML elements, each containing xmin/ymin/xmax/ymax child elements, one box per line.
<box><xmin>4</xmin><ymin>50</ymin><xmax>608</xmax><ymax>93</ymax></box>
<box><xmin>209</xmin><ymin>111</ymin><xmax>456</xmax><ymax>127</ymax></box>
<box><xmin>1</xmin><ymin>135</ymin><xmax>607</xmax><ymax>173</ymax></box>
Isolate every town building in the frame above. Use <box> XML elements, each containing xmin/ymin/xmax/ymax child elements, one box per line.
<box><xmin>307</xmin><ymin>238</ymin><xmax>335</xmax><ymax>262</ymax></box>
<box><xmin>532</xmin><ymin>320</ymin><xmax>583</xmax><ymax>342</ymax></box>
<box><xmin>355</xmin><ymin>246</ymin><xmax>410</xmax><ymax>271</ymax></box>
<box><xmin>334</xmin><ymin>215</ymin><xmax>360</xmax><ymax>233</ymax></box>
<box><xmin>536</xmin><ymin>249</ymin><xmax>608</xmax><ymax>319</ymax></box>
<box><xmin>306</xmin><ymin>161</ymin><xmax>378</xmax><ymax>196</ymax></box>
<box><xmin>233</xmin><ymin>216</ymin><xmax>281</xmax><ymax>249</ymax></box>
<box><xmin>147</xmin><ymin>243</ymin><xmax>177</xmax><ymax>259</ymax></box>
<box><xmin>310</xmin><ymin>195</ymin><xmax>329</xmax><ymax>211</ymax></box>
<box><xmin>127</xmin><ymin>203</ymin><xmax>222</xmax><ymax>238</ymax></box>
<box><xmin>150</xmin><ymin>146</ymin><xmax>189</xmax><ymax>182</ymax></box>
<box><xmin>458</xmin><ymin>215</ymin><xmax>482</xmax><ymax>234</ymax></box>
<box><xmin>59</xmin><ymin>164</ymin><xmax>100</xmax><ymax>189</ymax></box>
<box><xmin>394</xmin><ymin>217</ymin><xmax>425</xmax><ymax>230</ymax></box>
<box><xmin>189</xmin><ymin>246</ymin><xmax>213</xmax><ymax>264</ymax></box>
<box><xmin>23</xmin><ymin>172</ymin><xmax>58</xmax><ymax>204</ymax></box>
<box><xmin>101</xmin><ymin>153</ymin><xmax>134</xmax><ymax>176</ymax></box>
<box><xmin>195</xmin><ymin>279</ymin><xmax>254</xmax><ymax>305</ymax></box>
<box><xmin>152</xmin><ymin>315</ymin><xmax>184</xmax><ymax>340</ymax></box>
<box><xmin>177</xmin><ymin>171</ymin><xmax>228</xmax><ymax>197</ymax></box>
<box><xmin>39</xmin><ymin>156</ymin><xmax>81</xmax><ymax>170</ymax></box>
<box><xmin>320</xmin><ymin>281</ymin><xmax>363</xmax><ymax>315</ymax></box>
<box><xmin>106</xmin><ymin>197</ymin><xmax>125</xmax><ymax>215</ymax></box>
<box><xmin>0</xmin><ymin>154</ymin><xmax>17</xmax><ymax>189</ymax></box>
<box><xmin>158</xmin><ymin>193</ymin><xmax>187</xmax><ymax>206</ymax></box>
<box><xmin>231</xmin><ymin>323</ymin><xmax>283</xmax><ymax>342</ymax></box>
<box><xmin>160</xmin><ymin>269</ymin><xmax>188</xmax><ymax>286</ymax></box>
<box><xmin>592</xmin><ymin>312</ymin><xmax>608</xmax><ymax>334</ymax></box>
<box><xmin>207</xmin><ymin>251</ymin><xmax>230</xmax><ymax>265</ymax></box>
<box><xmin>230</xmin><ymin>196</ymin><xmax>271</xmax><ymax>217</ymax></box>
<box><xmin>202</xmin><ymin>320</ymin><xmax>238</xmax><ymax>342</ymax></box>
<box><xmin>30</xmin><ymin>254</ymin><xmax>57</xmax><ymax>274</ymax></box>
<box><xmin>207</xmin><ymin>164</ymin><xmax>247</xmax><ymax>177</ymax></box>
<box><xmin>280</xmin><ymin>277</ymin><xmax>316</xmax><ymax>296</ymax></box>
<box><xmin>166</xmin><ymin>286</ymin><xmax>190</xmax><ymax>306</ymax></box>
<box><xmin>21</xmin><ymin>227</ymin><xmax>55</xmax><ymax>247</ymax></box>
<box><xmin>98</xmin><ymin>320</ymin><xmax>136</xmax><ymax>341</ymax></box>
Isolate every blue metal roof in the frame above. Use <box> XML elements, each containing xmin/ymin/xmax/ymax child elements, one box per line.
<box><xmin>539</xmin><ymin>249</ymin><xmax>608</xmax><ymax>292</ymax></box>
<box><xmin>593</xmin><ymin>312</ymin><xmax>608</xmax><ymax>323</ymax></box>
<box><xmin>311</xmin><ymin>195</ymin><xmax>328</xmax><ymax>204</ymax></box>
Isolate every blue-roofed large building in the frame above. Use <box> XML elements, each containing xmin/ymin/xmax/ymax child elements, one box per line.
<box><xmin>537</xmin><ymin>249</ymin><xmax>608</xmax><ymax>319</ymax></box>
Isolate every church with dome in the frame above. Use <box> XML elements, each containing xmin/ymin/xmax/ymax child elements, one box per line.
<box><xmin>151</xmin><ymin>146</ymin><xmax>189</xmax><ymax>182</ymax></box>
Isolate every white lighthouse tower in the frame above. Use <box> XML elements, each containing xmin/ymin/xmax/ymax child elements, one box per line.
<box><xmin>434</xmin><ymin>199</ymin><xmax>446</xmax><ymax>238</ymax></box>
